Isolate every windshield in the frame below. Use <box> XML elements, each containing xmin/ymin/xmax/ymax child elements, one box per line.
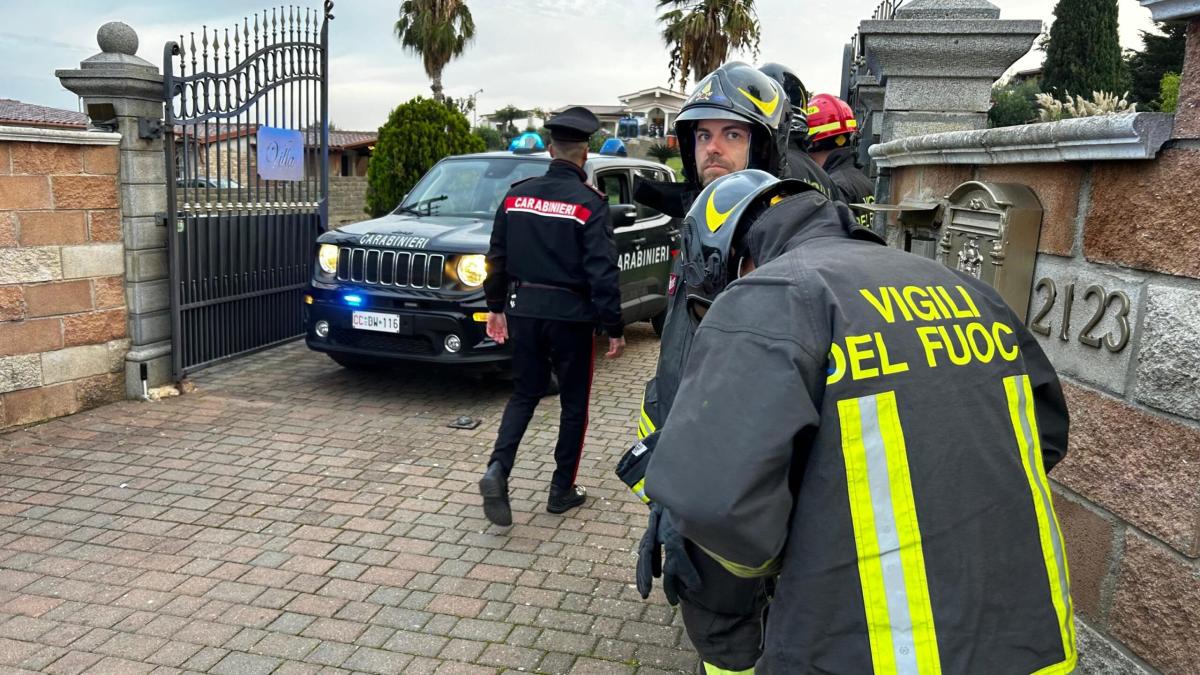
<box><xmin>397</xmin><ymin>157</ymin><xmax>549</xmax><ymax>218</ymax></box>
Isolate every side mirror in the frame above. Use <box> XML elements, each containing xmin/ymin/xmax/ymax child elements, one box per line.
<box><xmin>610</xmin><ymin>204</ymin><xmax>637</xmax><ymax>228</ymax></box>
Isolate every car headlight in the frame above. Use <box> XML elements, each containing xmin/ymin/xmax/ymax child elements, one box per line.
<box><xmin>317</xmin><ymin>244</ymin><xmax>339</xmax><ymax>274</ymax></box>
<box><xmin>456</xmin><ymin>255</ymin><xmax>487</xmax><ymax>288</ymax></box>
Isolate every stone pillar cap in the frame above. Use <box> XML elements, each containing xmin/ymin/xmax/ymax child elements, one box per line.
<box><xmin>78</xmin><ymin>21</ymin><xmax>156</xmax><ymax>71</ymax></box>
<box><xmin>896</xmin><ymin>0</ymin><xmax>1001</xmax><ymax>20</ymax></box>
<box><xmin>1138</xmin><ymin>0</ymin><xmax>1200</xmax><ymax>21</ymax></box>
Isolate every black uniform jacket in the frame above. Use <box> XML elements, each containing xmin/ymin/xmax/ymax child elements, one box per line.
<box><xmin>824</xmin><ymin>146</ymin><xmax>877</xmax><ymax>227</ymax></box>
<box><xmin>484</xmin><ymin>159</ymin><xmax>623</xmax><ymax>337</ymax></box>
<box><xmin>647</xmin><ymin>193</ymin><xmax>1075</xmax><ymax>674</ymax></box>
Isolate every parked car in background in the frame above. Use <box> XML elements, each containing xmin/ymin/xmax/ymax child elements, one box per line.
<box><xmin>304</xmin><ymin>149</ymin><xmax>678</xmax><ymax>369</ymax></box>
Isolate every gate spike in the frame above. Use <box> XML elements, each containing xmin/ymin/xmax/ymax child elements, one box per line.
<box><xmin>234</xmin><ymin>22</ymin><xmax>241</xmax><ymax>63</ymax></box>
<box><xmin>253</xmin><ymin>13</ymin><xmax>259</xmax><ymax>50</ymax></box>
<box><xmin>223</xmin><ymin>27</ymin><xmax>230</xmax><ymax>70</ymax></box>
<box><xmin>305</xmin><ymin>7</ymin><xmax>311</xmax><ymax>42</ymax></box>
<box><xmin>271</xmin><ymin>7</ymin><xmax>277</xmax><ymax>44</ymax></box>
<box><xmin>178</xmin><ymin>34</ymin><xmax>187</xmax><ymax>77</ymax></box>
<box><xmin>190</xmin><ymin>31</ymin><xmax>197</xmax><ymax>71</ymax></box>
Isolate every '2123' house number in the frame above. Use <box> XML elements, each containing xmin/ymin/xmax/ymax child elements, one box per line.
<box><xmin>1028</xmin><ymin>278</ymin><xmax>1131</xmax><ymax>352</ymax></box>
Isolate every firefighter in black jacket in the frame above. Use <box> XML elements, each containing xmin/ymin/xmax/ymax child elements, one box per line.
<box><xmin>758</xmin><ymin>62</ymin><xmax>842</xmax><ymax>202</ymax></box>
<box><xmin>621</xmin><ymin>64</ymin><xmax>823</xmax><ymax>673</ymax></box>
<box><xmin>644</xmin><ymin>172</ymin><xmax>1075</xmax><ymax>674</ymax></box>
<box><xmin>479</xmin><ymin>106</ymin><xmax>625</xmax><ymax>527</ymax></box>
<box><xmin>808</xmin><ymin>92</ymin><xmax>877</xmax><ymax>226</ymax></box>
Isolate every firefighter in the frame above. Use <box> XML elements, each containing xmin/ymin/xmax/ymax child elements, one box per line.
<box><xmin>643</xmin><ymin>171</ymin><xmax>1075</xmax><ymax>674</ymax></box>
<box><xmin>479</xmin><ymin>106</ymin><xmax>625</xmax><ymax>527</ymax></box>
<box><xmin>757</xmin><ymin>62</ymin><xmax>842</xmax><ymax>203</ymax></box>
<box><xmin>807</xmin><ymin>93</ymin><xmax>877</xmax><ymax>224</ymax></box>
<box><xmin>620</xmin><ymin>64</ymin><xmax>818</xmax><ymax>673</ymax></box>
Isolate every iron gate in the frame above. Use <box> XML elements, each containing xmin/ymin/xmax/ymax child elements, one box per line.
<box><xmin>163</xmin><ymin>2</ymin><xmax>333</xmax><ymax>378</ymax></box>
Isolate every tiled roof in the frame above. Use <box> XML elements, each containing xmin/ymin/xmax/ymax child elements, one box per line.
<box><xmin>0</xmin><ymin>99</ymin><xmax>89</xmax><ymax>129</ymax></box>
<box><xmin>174</xmin><ymin>123</ymin><xmax>376</xmax><ymax>149</ymax></box>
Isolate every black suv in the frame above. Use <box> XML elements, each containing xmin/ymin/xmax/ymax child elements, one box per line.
<box><xmin>304</xmin><ymin>150</ymin><xmax>678</xmax><ymax>368</ymax></box>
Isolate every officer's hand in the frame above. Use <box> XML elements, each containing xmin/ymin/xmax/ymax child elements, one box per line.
<box><xmin>606</xmin><ymin>336</ymin><xmax>626</xmax><ymax>359</ymax></box>
<box><xmin>486</xmin><ymin>312</ymin><xmax>508</xmax><ymax>344</ymax></box>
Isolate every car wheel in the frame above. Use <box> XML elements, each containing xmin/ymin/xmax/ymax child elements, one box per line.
<box><xmin>329</xmin><ymin>353</ymin><xmax>376</xmax><ymax>370</ymax></box>
<box><xmin>650</xmin><ymin>309</ymin><xmax>667</xmax><ymax>338</ymax></box>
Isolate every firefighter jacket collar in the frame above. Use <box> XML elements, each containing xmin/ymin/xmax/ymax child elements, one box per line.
<box><xmin>741</xmin><ymin>192</ymin><xmax>883</xmax><ymax>270</ymax></box>
<box><xmin>822</xmin><ymin>146</ymin><xmax>862</xmax><ymax>174</ymax></box>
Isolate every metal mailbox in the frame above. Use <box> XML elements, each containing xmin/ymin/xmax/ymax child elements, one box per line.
<box><xmin>936</xmin><ymin>181</ymin><xmax>1044</xmax><ymax>322</ymax></box>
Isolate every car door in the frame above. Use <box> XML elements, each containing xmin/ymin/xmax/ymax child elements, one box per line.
<box><xmin>632</xmin><ymin>166</ymin><xmax>677</xmax><ymax>319</ymax></box>
<box><xmin>593</xmin><ymin>168</ymin><xmax>646</xmax><ymax>319</ymax></box>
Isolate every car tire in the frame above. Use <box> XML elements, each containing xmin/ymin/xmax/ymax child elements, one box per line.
<box><xmin>650</xmin><ymin>309</ymin><xmax>667</xmax><ymax>338</ymax></box>
<box><xmin>329</xmin><ymin>353</ymin><xmax>376</xmax><ymax>370</ymax></box>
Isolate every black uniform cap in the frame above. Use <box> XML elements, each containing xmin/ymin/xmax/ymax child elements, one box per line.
<box><xmin>545</xmin><ymin>106</ymin><xmax>600</xmax><ymax>142</ymax></box>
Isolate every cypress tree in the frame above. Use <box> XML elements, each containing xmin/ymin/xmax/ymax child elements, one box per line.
<box><xmin>1125</xmin><ymin>22</ymin><xmax>1187</xmax><ymax>109</ymax></box>
<box><xmin>1041</xmin><ymin>0</ymin><xmax>1129</xmax><ymax>97</ymax></box>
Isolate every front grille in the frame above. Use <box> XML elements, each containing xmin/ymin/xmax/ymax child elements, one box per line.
<box><xmin>331</xmin><ymin>328</ymin><xmax>435</xmax><ymax>355</ymax></box>
<box><xmin>336</xmin><ymin>247</ymin><xmax>445</xmax><ymax>289</ymax></box>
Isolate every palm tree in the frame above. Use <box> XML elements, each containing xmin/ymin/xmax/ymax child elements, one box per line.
<box><xmin>657</xmin><ymin>0</ymin><xmax>761</xmax><ymax>91</ymax></box>
<box><xmin>394</xmin><ymin>0</ymin><xmax>476</xmax><ymax>102</ymax></box>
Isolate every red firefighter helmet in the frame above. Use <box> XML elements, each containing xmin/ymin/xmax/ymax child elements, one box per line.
<box><xmin>806</xmin><ymin>93</ymin><xmax>858</xmax><ymax>150</ymax></box>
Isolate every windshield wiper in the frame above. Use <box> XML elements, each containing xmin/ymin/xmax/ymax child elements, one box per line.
<box><xmin>396</xmin><ymin>194</ymin><xmax>449</xmax><ymax>217</ymax></box>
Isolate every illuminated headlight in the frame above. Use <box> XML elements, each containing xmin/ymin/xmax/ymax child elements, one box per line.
<box><xmin>317</xmin><ymin>244</ymin><xmax>339</xmax><ymax>274</ymax></box>
<box><xmin>456</xmin><ymin>255</ymin><xmax>487</xmax><ymax>287</ymax></box>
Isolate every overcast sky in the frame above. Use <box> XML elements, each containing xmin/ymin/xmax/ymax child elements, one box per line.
<box><xmin>2</xmin><ymin>0</ymin><xmax>1158</xmax><ymax>131</ymax></box>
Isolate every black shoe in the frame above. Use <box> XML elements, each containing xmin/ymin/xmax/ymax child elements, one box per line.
<box><xmin>547</xmin><ymin>485</ymin><xmax>587</xmax><ymax>514</ymax></box>
<box><xmin>479</xmin><ymin>463</ymin><xmax>512</xmax><ymax>527</ymax></box>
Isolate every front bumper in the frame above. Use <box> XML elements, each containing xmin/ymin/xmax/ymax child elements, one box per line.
<box><xmin>304</xmin><ymin>285</ymin><xmax>512</xmax><ymax>365</ymax></box>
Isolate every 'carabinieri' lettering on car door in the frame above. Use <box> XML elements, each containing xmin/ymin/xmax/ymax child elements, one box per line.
<box><xmin>619</xmin><ymin>246</ymin><xmax>670</xmax><ymax>272</ymax></box>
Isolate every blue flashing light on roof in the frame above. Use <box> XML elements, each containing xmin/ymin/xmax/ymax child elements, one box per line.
<box><xmin>508</xmin><ymin>132</ymin><xmax>545</xmax><ymax>153</ymax></box>
<box><xmin>598</xmin><ymin>138</ymin><xmax>628</xmax><ymax>157</ymax></box>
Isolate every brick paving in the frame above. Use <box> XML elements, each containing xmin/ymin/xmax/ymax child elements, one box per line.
<box><xmin>0</xmin><ymin>324</ymin><xmax>699</xmax><ymax>674</ymax></box>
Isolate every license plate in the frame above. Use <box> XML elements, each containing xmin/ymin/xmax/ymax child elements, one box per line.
<box><xmin>352</xmin><ymin>311</ymin><xmax>401</xmax><ymax>333</ymax></box>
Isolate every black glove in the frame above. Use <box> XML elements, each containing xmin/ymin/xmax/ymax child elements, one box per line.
<box><xmin>636</xmin><ymin>505</ymin><xmax>701</xmax><ymax>605</ymax></box>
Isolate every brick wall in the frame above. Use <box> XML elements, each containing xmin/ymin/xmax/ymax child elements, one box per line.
<box><xmin>0</xmin><ymin>126</ymin><xmax>128</xmax><ymax>431</ymax></box>
<box><xmin>889</xmin><ymin>137</ymin><xmax>1200</xmax><ymax>672</ymax></box>
<box><xmin>330</xmin><ymin>175</ymin><xmax>369</xmax><ymax>228</ymax></box>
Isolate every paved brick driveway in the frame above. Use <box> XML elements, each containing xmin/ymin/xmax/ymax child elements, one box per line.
<box><xmin>0</xmin><ymin>324</ymin><xmax>700</xmax><ymax>674</ymax></box>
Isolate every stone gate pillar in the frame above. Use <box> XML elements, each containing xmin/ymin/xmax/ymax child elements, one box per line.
<box><xmin>857</xmin><ymin>0</ymin><xmax>1040</xmax><ymax>203</ymax></box>
<box><xmin>56</xmin><ymin>23</ymin><xmax>171</xmax><ymax>397</ymax></box>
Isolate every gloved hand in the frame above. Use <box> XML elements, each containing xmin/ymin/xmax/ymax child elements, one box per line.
<box><xmin>636</xmin><ymin>504</ymin><xmax>701</xmax><ymax>605</ymax></box>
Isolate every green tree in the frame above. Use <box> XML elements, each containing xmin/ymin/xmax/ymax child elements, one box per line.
<box><xmin>1159</xmin><ymin>72</ymin><xmax>1181</xmax><ymax>113</ymax></box>
<box><xmin>989</xmin><ymin>78</ymin><xmax>1041</xmax><ymax>128</ymax></box>
<box><xmin>472</xmin><ymin>126</ymin><xmax>503</xmax><ymax>150</ymax></box>
<box><xmin>366</xmin><ymin>97</ymin><xmax>485</xmax><ymax>217</ymax></box>
<box><xmin>490</xmin><ymin>105</ymin><xmax>528</xmax><ymax>138</ymax></box>
<box><xmin>394</xmin><ymin>0</ymin><xmax>476</xmax><ymax>102</ymax></box>
<box><xmin>657</xmin><ymin>0</ymin><xmax>761</xmax><ymax>90</ymax></box>
<box><xmin>1041</xmin><ymin>0</ymin><xmax>1128</xmax><ymax>98</ymax></box>
<box><xmin>1125</xmin><ymin>22</ymin><xmax>1187</xmax><ymax>110</ymax></box>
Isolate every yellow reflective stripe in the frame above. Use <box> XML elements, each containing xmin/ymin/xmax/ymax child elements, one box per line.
<box><xmin>637</xmin><ymin>417</ymin><xmax>648</xmax><ymax>440</ymax></box>
<box><xmin>839</xmin><ymin>396</ymin><xmax>897</xmax><ymax>672</ymax></box>
<box><xmin>696</xmin><ymin>543</ymin><xmax>780</xmax><ymax>579</ymax></box>
<box><xmin>1005</xmin><ymin>375</ymin><xmax>1077</xmax><ymax>673</ymax></box>
<box><xmin>877</xmin><ymin>392</ymin><xmax>941</xmax><ymax>674</ymax></box>
<box><xmin>703</xmin><ymin>663</ymin><xmax>754</xmax><ymax>675</ymax></box>
<box><xmin>630</xmin><ymin>478</ymin><xmax>650</xmax><ymax>504</ymax></box>
<box><xmin>809</xmin><ymin>119</ymin><xmax>860</xmax><ymax>136</ymax></box>
<box><xmin>639</xmin><ymin>393</ymin><xmax>657</xmax><ymax>438</ymax></box>
<box><xmin>839</xmin><ymin>392</ymin><xmax>941</xmax><ymax>675</ymax></box>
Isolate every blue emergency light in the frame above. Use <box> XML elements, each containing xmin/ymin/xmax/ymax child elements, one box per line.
<box><xmin>343</xmin><ymin>294</ymin><xmax>363</xmax><ymax>307</ymax></box>
<box><xmin>508</xmin><ymin>132</ymin><xmax>545</xmax><ymax>153</ymax></box>
<box><xmin>598</xmin><ymin>138</ymin><xmax>627</xmax><ymax>156</ymax></box>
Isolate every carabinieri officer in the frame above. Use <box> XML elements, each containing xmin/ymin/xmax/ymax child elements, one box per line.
<box><xmin>478</xmin><ymin>106</ymin><xmax>625</xmax><ymax>527</ymax></box>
